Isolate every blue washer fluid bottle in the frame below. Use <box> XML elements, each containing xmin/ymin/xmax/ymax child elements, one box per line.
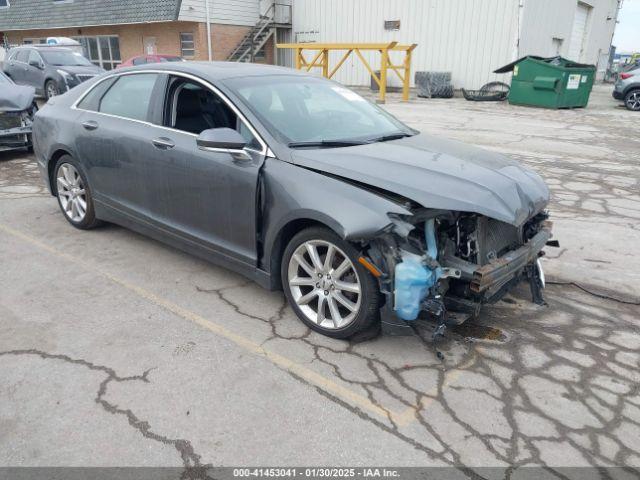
<box><xmin>393</xmin><ymin>252</ymin><xmax>436</xmax><ymax>321</ymax></box>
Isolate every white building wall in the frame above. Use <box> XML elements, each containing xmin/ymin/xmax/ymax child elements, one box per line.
<box><xmin>291</xmin><ymin>0</ymin><xmax>521</xmax><ymax>89</ymax></box>
<box><xmin>179</xmin><ymin>0</ymin><xmax>260</xmax><ymax>26</ymax></box>
<box><xmin>290</xmin><ymin>0</ymin><xmax>619</xmax><ymax>88</ymax></box>
<box><xmin>519</xmin><ymin>0</ymin><xmax>620</xmax><ymax>77</ymax></box>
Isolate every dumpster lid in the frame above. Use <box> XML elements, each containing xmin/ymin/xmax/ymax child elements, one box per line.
<box><xmin>494</xmin><ymin>55</ymin><xmax>595</xmax><ymax>73</ymax></box>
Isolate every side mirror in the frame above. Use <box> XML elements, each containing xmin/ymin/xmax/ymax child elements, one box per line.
<box><xmin>29</xmin><ymin>59</ymin><xmax>43</xmax><ymax>69</ymax></box>
<box><xmin>196</xmin><ymin>128</ymin><xmax>247</xmax><ymax>151</ymax></box>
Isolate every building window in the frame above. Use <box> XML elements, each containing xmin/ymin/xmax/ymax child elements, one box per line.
<box><xmin>0</xmin><ymin>0</ymin><xmax>10</xmax><ymax>8</ymax></box>
<box><xmin>23</xmin><ymin>37</ymin><xmax>47</xmax><ymax>44</ymax></box>
<box><xmin>180</xmin><ymin>33</ymin><xmax>195</xmax><ymax>58</ymax></box>
<box><xmin>72</xmin><ymin>35</ymin><xmax>121</xmax><ymax>70</ymax></box>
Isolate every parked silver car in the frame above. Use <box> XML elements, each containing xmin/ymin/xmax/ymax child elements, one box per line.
<box><xmin>32</xmin><ymin>62</ymin><xmax>553</xmax><ymax>339</ymax></box>
<box><xmin>613</xmin><ymin>67</ymin><xmax>640</xmax><ymax>111</ymax></box>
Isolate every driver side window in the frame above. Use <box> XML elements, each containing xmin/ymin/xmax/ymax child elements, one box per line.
<box><xmin>165</xmin><ymin>76</ymin><xmax>261</xmax><ymax>151</ymax></box>
<box><xmin>27</xmin><ymin>50</ymin><xmax>42</xmax><ymax>66</ymax></box>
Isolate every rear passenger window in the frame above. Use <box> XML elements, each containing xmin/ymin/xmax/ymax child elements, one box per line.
<box><xmin>76</xmin><ymin>77</ymin><xmax>118</xmax><ymax>112</ymax></box>
<box><xmin>16</xmin><ymin>50</ymin><xmax>29</xmax><ymax>62</ymax></box>
<box><xmin>99</xmin><ymin>73</ymin><xmax>158</xmax><ymax>122</ymax></box>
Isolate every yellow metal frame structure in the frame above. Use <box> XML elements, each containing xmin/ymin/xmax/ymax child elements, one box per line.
<box><xmin>276</xmin><ymin>42</ymin><xmax>418</xmax><ymax>103</ymax></box>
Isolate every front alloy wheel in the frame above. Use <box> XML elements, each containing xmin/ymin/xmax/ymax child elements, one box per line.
<box><xmin>288</xmin><ymin>240</ymin><xmax>362</xmax><ymax>329</ymax></box>
<box><xmin>46</xmin><ymin>81</ymin><xmax>59</xmax><ymax>100</ymax></box>
<box><xmin>282</xmin><ymin>227</ymin><xmax>380</xmax><ymax>339</ymax></box>
<box><xmin>625</xmin><ymin>90</ymin><xmax>640</xmax><ymax>111</ymax></box>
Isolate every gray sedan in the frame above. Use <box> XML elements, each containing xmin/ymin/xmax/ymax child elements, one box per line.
<box><xmin>3</xmin><ymin>46</ymin><xmax>104</xmax><ymax>99</ymax></box>
<box><xmin>32</xmin><ymin>62</ymin><xmax>552</xmax><ymax>339</ymax></box>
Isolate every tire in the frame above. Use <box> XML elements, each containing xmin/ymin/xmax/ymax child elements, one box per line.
<box><xmin>53</xmin><ymin>155</ymin><xmax>102</xmax><ymax>230</ymax></box>
<box><xmin>281</xmin><ymin>226</ymin><xmax>380</xmax><ymax>339</ymax></box>
<box><xmin>45</xmin><ymin>80</ymin><xmax>59</xmax><ymax>100</ymax></box>
<box><xmin>479</xmin><ymin>81</ymin><xmax>510</xmax><ymax>94</ymax></box>
<box><xmin>624</xmin><ymin>89</ymin><xmax>640</xmax><ymax>111</ymax></box>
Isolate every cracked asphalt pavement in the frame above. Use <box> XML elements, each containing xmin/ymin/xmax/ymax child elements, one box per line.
<box><xmin>1</xmin><ymin>85</ymin><xmax>639</xmax><ymax>474</ymax></box>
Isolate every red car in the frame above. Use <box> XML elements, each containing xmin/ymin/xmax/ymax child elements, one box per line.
<box><xmin>117</xmin><ymin>54</ymin><xmax>184</xmax><ymax>68</ymax></box>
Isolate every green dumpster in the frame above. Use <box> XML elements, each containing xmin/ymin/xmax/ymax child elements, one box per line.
<box><xmin>494</xmin><ymin>56</ymin><xmax>596</xmax><ymax>109</ymax></box>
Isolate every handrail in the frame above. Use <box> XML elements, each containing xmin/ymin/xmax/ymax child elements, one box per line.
<box><xmin>228</xmin><ymin>2</ymin><xmax>291</xmax><ymax>62</ymax></box>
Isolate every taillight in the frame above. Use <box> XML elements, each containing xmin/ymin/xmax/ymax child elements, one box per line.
<box><xmin>620</xmin><ymin>73</ymin><xmax>634</xmax><ymax>80</ymax></box>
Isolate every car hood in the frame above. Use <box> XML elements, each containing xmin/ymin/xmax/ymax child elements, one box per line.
<box><xmin>291</xmin><ymin>133</ymin><xmax>549</xmax><ymax>226</ymax></box>
<box><xmin>57</xmin><ymin>65</ymin><xmax>104</xmax><ymax>75</ymax></box>
<box><xmin>0</xmin><ymin>84</ymin><xmax>35</xmax><ymax>112</ymax></box>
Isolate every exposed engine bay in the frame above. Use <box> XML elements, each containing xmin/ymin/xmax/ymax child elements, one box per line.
<box><xmin>0</xmin><ymin>107</ymin><xmax>36</xmax><ymax>152</ymax></box>
<box><xmin>364</xmin><ymin>208</ymin><xmax>554</xmax><ymax>337</ymax></box>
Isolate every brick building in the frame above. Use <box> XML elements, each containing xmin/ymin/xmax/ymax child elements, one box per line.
<box><xmin>0</xmin><ymin>0</ymin><xmax>291</xmax><ymax>69</ymax></box>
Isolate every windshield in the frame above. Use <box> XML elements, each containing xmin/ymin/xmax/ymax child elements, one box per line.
<box><xmin>0</xmin><ymin>72</ymin><xmax>12</xmax><ymax>84</ymax></box>
<box><xmin>41</xmin><ymin>50</ymin><xmax>94</xmax><ymax>67</ymax></box>
<box><xmin>227</xmin><ymin>75</ymin><xmax>415</xmax><ymax>146</ymax></box>
<box><xmin>160</xmin><ymin>56</ymin><xmax>183</xmax><ymax>62</ymax></box>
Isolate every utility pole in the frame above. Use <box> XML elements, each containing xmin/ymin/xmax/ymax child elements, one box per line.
<box><xmin>205</xmin><ymin>0</ymin><xmax>212</xmax><ymax>61</ymax></box>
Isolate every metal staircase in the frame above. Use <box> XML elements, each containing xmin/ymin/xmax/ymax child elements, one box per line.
<box><xmin>227</xmin><ymin>2</ymin><xmax>291</xmax><ymax>63</ymax></box>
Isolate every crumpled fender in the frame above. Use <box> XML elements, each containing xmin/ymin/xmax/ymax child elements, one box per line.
<box><xmin>261</xmin><ymin>157</ymin><xmax>412</xmax><ymax>271</ymax></box>
<box><xmin>0</xmin><ymin>84</ymin><xmax>36</xmax><ymax>112</ymax></box>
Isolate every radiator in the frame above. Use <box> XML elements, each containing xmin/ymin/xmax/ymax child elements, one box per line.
<box><xmin>476</xmin><ymin>217</ymin><xmax>521</xmax><ymax>265</ymax></box>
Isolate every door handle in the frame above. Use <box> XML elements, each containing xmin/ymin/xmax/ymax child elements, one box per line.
<box><xmin>151</xmin><ymin>137</ymin><xmax>175</xmax><ymax>150</ymax></box>
<box><xmin>82</xmin><ymin>120</ymin><xmax>98</xmax><ymax>131</ymax></box>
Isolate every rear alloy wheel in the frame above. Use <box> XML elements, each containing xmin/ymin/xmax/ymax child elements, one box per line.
<box><xmin>625</xmin><ymin>90</ymin><xmax>640</xmax><ymax>111</ymax></box>
<box><xmin>45</xmin><ymin>80</ymin><xmax>59</xmax><ymax>100</ymax></box>
<box><xmin>282</xmin><ymin>227</ymin><xmax>379</xmax><ymax>338</ymax></box>
<box><xmin>55</xmin><ymin>156</ymin><xmax>101</xmax><ymax>230</ymax></box>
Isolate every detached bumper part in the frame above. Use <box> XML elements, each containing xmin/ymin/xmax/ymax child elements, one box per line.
<box><xmin>0</xmin><ymin>125</ymin><xmax>32</xmax><ymax>137</ymax></box>
<box><xmin>470</xmin><ymin>221</ymin><xmax>552</xmax><ymax>294</ymax></box>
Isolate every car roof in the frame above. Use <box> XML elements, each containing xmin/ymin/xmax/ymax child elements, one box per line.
<box><xmin>14</xmin><ymin>46</ymin><xmax>72</xmax><ymax>52</ymax></box>
<box><xmin>116</xmin><ymin>61</ymin><xmax>306</xmax><ymax>81</ymax></box>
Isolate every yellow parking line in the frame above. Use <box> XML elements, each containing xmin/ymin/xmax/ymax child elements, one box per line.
<box><xmin>0</xmin><ymin>222</ymin><xmax>477</xmax><ymax>427</ymax></box>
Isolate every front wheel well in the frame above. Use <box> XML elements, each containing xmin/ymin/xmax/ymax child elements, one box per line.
<box><xmin>268</xmin><ymin>218</ymin><xmax>336</xmax><ymax>290</ymax></box>
<box><xmin>48</xmin><ymin>149</ymin><xmax>72</xmax><ymax>195</ymax></box>
<box><xmin>624</xmin><ymin>85</ymin><xmax>640</xmax><ymax>96</ymax></box>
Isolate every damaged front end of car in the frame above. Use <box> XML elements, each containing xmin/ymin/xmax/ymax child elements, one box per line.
<box><xmin>0</xmin><ymin>91</ymin><xmax>37</xmax><ymax>153</ymax></box>
<box><xmin>361</xmin><ymin>207</ymin><xmax>554</xmax><ymax>338</ymax></box>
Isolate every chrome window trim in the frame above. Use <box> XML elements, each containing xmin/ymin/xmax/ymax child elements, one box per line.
<box><xmin>71</xmin><ymin>69</ymin><xmax>269</xmax><ymax>156</ymax></box>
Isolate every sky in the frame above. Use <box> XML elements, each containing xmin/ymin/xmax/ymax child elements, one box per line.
<box><xmin>613</xmin><ymin>0</ymin><xmax>640</xmax><ymax>52</ymax></box>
